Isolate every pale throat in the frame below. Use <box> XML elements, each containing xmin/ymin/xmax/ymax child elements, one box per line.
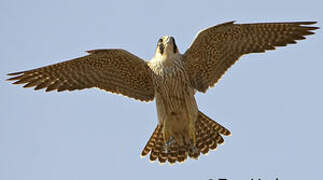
<box><xmin>152</xmin><ymin>51</ymin><xmax>181</xmax><ymax>67</ymax></box>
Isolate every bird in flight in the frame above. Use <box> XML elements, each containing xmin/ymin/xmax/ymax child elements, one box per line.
<box><xmin>7</xmin><ymin>21</ymin><xmax>318</xmax><ymax>164</ymax></box>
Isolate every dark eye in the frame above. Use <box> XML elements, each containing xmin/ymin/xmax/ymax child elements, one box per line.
<box><xmin>158</xmin><ymin>38</ymin><xmax>163</xmax><ymax>43</ymax></box>
<box><xmin>159</xmin><ymin>43</ymin><xmax>164</xmax><ymax>55</ymax></box>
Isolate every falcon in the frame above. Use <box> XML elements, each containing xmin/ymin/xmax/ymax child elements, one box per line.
<box><xmin>7</xmin><ymin>21</ymin><xmax>318</xmax><ymax>164</ymax></box>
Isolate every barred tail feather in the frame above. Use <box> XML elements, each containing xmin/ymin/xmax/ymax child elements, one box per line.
<box><xmin>199</xmin><ymin>111</ymin><xmax>231</xmax><ymax>136</ymax></box>
<box><xmin>140</xmin><ymin>111</ymin><xmax>230</xmax><ymax>164</ymax></box>
<box><xmin>150</xmin><ymin>131</ymin><xmax>164</xmax><ymax>162</ymax></box>
<box><xmin>141</xmin><ymin>125</ymin><xmax>161</xmax><ymax>157</ymax></box>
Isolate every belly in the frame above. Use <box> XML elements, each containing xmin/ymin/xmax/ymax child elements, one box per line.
<box><xmin>154</xmin><ymin>77</ymin><xmax>198</xmax><ymax>145</ymax></box>
<box><xmin>155</xmin><ymin>85</ymin><xmax>198</xmax><ymax>125</ymax></box>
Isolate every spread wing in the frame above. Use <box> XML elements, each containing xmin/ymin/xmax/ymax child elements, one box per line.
<box><xmin>7</xmin><ymin>49</ymin><xmax>155</xmax><ymax>102</ymax></box>
<box><xmin>183</xmin><ymin>21</ymin><xmax>318</xmax><ymax>92</ymax></box>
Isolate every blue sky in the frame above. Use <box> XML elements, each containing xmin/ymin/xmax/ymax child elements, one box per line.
<box><xmin>1</xmin><ymin>0</ymin><xmax>322</xmax><ymax>180</ymax></box>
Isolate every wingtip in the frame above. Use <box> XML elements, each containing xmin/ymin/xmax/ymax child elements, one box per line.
<box><xmin>294</xmin><ymin>21</ymin><xmax>319</xmax><ymax>32</ymax></box>
<box><xmin>219</xmin><ymin>21</ymin><xmax>236</xmax><ymax>26</ymax></box>
<box><xmin>298</xmin><ymin>21</ymin><xmax>319</xmax><ymax>29</ymax></box>
<box><xmin>6</xmin><ymin>74</ymin><xmax>23</xmax><ymax>81</ymax></box>
<box><xmin>6</xmin><ymin>77</ymin><xmax>17</xmax><ymax>81</ymax></box>
<box><xmin>7</xmin><ymin>71</ymin><xmax>24</xmax><ymax>76</ymax></box>
<box><xmin>299</xmin><ymin>21</ymin><xmax>318</xmax><ymax>25</ymax></box>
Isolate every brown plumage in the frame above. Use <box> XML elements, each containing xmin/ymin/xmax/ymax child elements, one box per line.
<box><xmin>184</xmin><ymin>21</ymin><xmax>318</xmax><ymax>92</ymax></box>
<box><xmin>7</xmin><ymin>49</ymin><xmax>155</xmax><ymax>101</ymax></box>
<box><xmin>7</xmin><ymin>21</ymin><xmax>318</xmax><ymax>164</ymax></box>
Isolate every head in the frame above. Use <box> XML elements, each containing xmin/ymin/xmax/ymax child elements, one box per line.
<box><xmin>154</xmin><ymin>36</ymin><xmax>179</xmax><ymax>58</ymax></box>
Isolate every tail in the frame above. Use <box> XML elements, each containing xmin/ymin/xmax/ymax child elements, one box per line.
<box><xmin>140</xmin><ymin>111</ymin><xmax>231</xmax><ymax>164</ymax></box>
